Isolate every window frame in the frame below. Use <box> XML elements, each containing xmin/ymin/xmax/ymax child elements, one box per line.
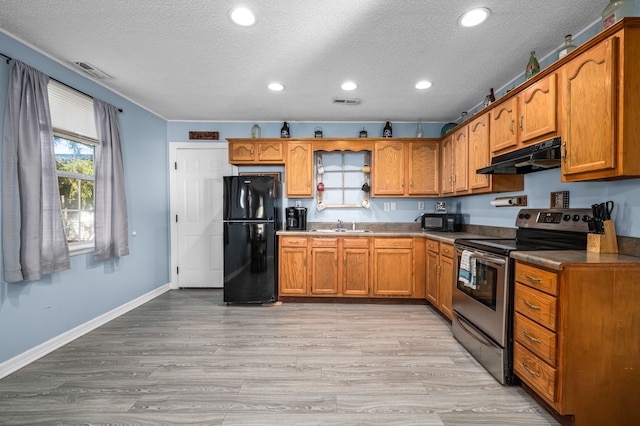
<box><xmin>53</xmin><ymin>130</ymin><xmax>98</xmax><ymax>255</ymax></box>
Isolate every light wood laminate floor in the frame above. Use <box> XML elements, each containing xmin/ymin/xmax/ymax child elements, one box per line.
<box><xmin>0</xmin><ymin>289</ymin><xmax>558</xmax><ymax>425</ymax></box>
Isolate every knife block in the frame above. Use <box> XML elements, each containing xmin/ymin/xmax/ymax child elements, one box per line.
<box><xmin>587</xmin><ymin>220</ymin><xmax>619</xmax><ymax>254</ymax></box>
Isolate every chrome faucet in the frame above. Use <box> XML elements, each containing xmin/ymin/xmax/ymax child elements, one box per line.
<box><xmin>337</xmin><ymin>219</ymin><xmax>343</xmax><ymax>230</ymax></box>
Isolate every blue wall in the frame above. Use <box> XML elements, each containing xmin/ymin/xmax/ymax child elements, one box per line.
<box><xmin>0</xmin><ymin>32</ymin><xmax>170</xmax><ymax>363</ymax></box>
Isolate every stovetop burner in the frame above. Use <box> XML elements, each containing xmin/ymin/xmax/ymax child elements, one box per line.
<box><xmin>455</xmin><ymin>208</ymin><xmax>593</xmax><ymax>255</ymax></box>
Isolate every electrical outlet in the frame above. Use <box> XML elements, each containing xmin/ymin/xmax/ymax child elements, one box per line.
<box><xmin>384</xmin><ymin>202</ymin><xmax>390</xmax><ymax>211</ymax></box>
<box><xmin>390</xmin><ymin>202</ymin><xmax>396</xmax><ymax>211</ymax></box>
<box><xmin>418</xmin><ymin>201</ymin><xmax>425</xmax><ymax>210</ymax></box>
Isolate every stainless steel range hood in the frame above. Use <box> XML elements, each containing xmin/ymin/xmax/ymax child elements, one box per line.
<box><xmin>477</xmin><ymin>137</ymin><xmax>562</xmax><ymax>175</ymax></box>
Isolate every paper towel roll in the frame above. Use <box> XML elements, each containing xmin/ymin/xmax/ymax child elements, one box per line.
<box><xmin>491</xmin><ymin>198</ymin><xmax>517</xmax><ymax>207</ymax></box>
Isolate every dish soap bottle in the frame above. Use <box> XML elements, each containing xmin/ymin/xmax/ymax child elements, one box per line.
<box><xmin>383</xmin><ymin>121</ymin><xmax>393</xmax><ymax>138</ymax></box>
<box><xmin>525</xmin><ymin>51</ymin><xmax>540</xmax><ymax>80</ymax></box>
<box><xmin>558</xmin><ymin>35</ymin><xmax>577</xmax><ymax>59</ymax></box>
<box><xmin>280</xmin><ymin>121</ymin><xmax>290</xmax><ymax>138</ymax></box>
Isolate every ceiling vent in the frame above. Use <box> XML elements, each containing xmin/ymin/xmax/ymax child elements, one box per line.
<box><xmin>332</xmin><ymin>97</ymin><xmax>361</xmax><ymax>105</ymax></box>
<box><xmin>70</xmin><ymin>61</ymin><xmax>112</xmax><ymax>79</ymax></box>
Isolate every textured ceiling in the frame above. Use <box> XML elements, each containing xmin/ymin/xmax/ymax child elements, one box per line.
<box><xmin>0</xmin><ymin>0</ymin><xmax>609</xmax><ymax>122</ymax></box>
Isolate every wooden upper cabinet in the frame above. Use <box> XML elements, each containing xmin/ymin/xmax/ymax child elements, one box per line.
<box><xmin>518</xmin><ymin>73</ymin><xmax>557</xmax><ymax>145</ymax></box>
<box><xmin>372</xmin><ymin>141</ymin><xmax>406</xmax><ymax>196</ymax></box>
<box><xmin>490</xmin><ymin>97</ymin><xmax>519</xmax><ymax>154</ymax></box>
<box><xmin>286</xmin><ymin>141</ymin><xmax>313</xmax><ymax>198</ymax></box>
<box><xmin>490</xmin><ymin>73</ymin><xmax>558</xmax><ymax>155</ymax></box>
<box><xmin>442</xmin><ymin>127</ymin><xmax>468</xmax><ymax>195</ymax></box>
<box><xmin>468</xmin><ymin>114</ymin><xmax>490</xmax><ymax>190</ymax></box>
<box><xmin>227</xmin><ymin>139</ymin><xmax>284</xmax><ymax>165</ymax></box>
<box><xmin>408</xmin><ymin>141</ymin><xmax>440</xmax><ymax>196</ymax></box>
<box><xmin>561</xmin><ymin>35</ymin><xmax>618</xmax><ymax>180</ymax></box>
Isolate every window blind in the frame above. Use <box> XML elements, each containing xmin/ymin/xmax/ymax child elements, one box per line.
<box><xmin>48</xmin><ymin>80</ymin><xmax>97</xmax><ymax>141</ymax></box>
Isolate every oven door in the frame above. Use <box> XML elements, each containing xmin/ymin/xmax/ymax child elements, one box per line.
<box><xmin>453</xmin><ymin>245</ymin><xmax>510</xmax><ymax>347</ymax></box>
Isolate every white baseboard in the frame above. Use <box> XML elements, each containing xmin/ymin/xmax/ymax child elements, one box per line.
<box><xmin>0</xmin><ymin>283</ymin><xmax>171</xmax><ymax>379</ymax></box>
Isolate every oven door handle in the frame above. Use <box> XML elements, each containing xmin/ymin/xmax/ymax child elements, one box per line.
<box><xmin>469</xmin><ymin>252</ymin><xmax>506</xmax><ymax>266</ymax></box>
<box><xmin>453</xmin><ymin>313</ymin><xmax>502</xmax><ymax>350</ymax></box>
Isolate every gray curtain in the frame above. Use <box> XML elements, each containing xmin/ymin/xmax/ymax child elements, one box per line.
<box><xmin>93</xmin><ymin>99</ymin><xmax>129</xmax><ymax>260</ymax></box>
<box><xmin>2</xmin><ymin>60</ymin><xmax>70</xmax><ymax>282</ymax></box>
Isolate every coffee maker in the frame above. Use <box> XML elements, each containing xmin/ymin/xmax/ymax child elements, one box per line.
<box><xmin>286</xmin><ymin>207</ymin><xmax>307</xmax><ymax>230</ymax></box>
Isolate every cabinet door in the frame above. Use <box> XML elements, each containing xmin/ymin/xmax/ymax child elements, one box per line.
<box><xmin>468</xmin><ymin>114</ymin><xmax>490</xmax><ymax>190</ymax></box>
<box><xmin>311</xmin><ymin>246</ymin><xmax>339</xmax><ymax>295</ymax></box>
<box><xmin>453</xmin><ymin>127</ymin><xmax>469</xmax><ymax>193</ymax></box>
<box><xmin>228</xmin><ymin>141</ymin><xmax>255</xmax><ymax>163</ymax></box>
<box><xmin>490</xmin><ymin>97</ymin><xmax>518</xmax><ymax>154</ymax></box>
<box><xmin>372</xmin><ymin>239</ymin><xmax>413</xmax><ymax>296</ymax></box>
<box><xmin>519</xmin><ymin>73</ymin><xmax>557</xmax><ymax>144</ymax></box>
<box><xmin>408</xmin><ymin>141</ymin><xmax>440</xmax><ymax>196</ymax></box>
<box><xmin>256</xmin><ymin>141</ymin><xmax>284</xmax><ymax>162</ymax></box>
<box><xmin>426</xmin><ymin>249</ymin><xmax>439</xmax><ymax>306</ymax></box>
<box><xmin>372</xmin><ymin>142</ymin><xmax>405</xmax><ymax>196</ymax></box>
<box><xmin>286</xmin><ymin>142</ymin><xmax>313</xmax><ymax>197</ymax></box>
<box><xmin>441</xmin><ymin>135</ymin><xmax>454</xmax><ymax>195</ymax></box>
<box><xmin>279</xmin><ymin>246</ymin><xmax>308</xmax><ymax>295</ymax></box>
<box><xmin>439</xmin><ymin>245</ymin><xmax>454</xmax><ymax>320</ymax></box>
<box><xmin>562</xmin><ymin>37</ymin><xmax>617</xmax><ymax>178</ymax></box>
<box><xmin>343</xmin><ymin>246</ymin><xmax>370</xmax><ymax>296</ymax></box>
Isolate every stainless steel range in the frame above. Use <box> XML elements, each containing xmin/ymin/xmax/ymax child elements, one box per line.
<box><xmin>452</xmin><ymin>208</ymin><xmax>592</xmax><ymax>384</ymax></box>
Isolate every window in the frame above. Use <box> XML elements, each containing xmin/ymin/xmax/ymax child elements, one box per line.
<box><xmin>54</xmin><ymin>135</ymin><xmax>95</xmax><ymax>243</ymax></box>
<box><xmin>48</xmin><ymin>81</ymin><xmax>98</xmax><ymax>249</ymax></box>
<box><xmin>317</xmin><ymin>151</ymin><xmax>369</xmax><ymax>207</ymax></box>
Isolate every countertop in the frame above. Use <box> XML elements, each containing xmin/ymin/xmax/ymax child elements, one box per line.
<box><xmin>277</xmin><ymin>229</ymin><xmax>487</xmax><ymax>245</ymax></box>
<box><xmin>511</xmin><ymin>249</ymin><xmax>640</xmax><ymax>270</ymax></box>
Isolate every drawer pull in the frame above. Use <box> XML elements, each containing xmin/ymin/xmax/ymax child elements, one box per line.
<box><xmin>523</xmin><ymin>273</ymin><xmax>543</xmax><ymax>283</ymax></box>
<box><xmin>523</xmin><ymin>331</ymin><xmax>541</xmax><ymax>344</ymax></box>
<box><xmin>524</xmin><ymin>299</ymin><xmax>542</xmax><ymax>310</ymax></box>
<box><xmin>522</xmin><ymin>362</ymin><xmax>541</xmax><ymax>377</ymax></box>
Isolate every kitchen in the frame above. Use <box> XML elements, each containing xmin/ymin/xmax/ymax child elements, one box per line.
<box><xmin>1</xmin><ymin>1</ymin><xmax>640</xmax><ymax>424</ymax></box>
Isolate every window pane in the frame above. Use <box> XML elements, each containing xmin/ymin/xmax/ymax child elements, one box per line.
<box><xmin>59</xmin><ymin>177</ymin><xmax>79</xmax><ymax>209</ymax></box>
<box><xmin>79</xmin><ymin>210</ymin><xmax>94</xmax><ymax>241</ymax></box>
<box><xmin>81</xmin><ymin>180</ymin><xmax>94</xmax><ymax>210</ymax></box>
<box><xmin>62</xmin><ymin>210</ymin><xmax>80</xmax><ymax>242</ymax></box>
<box><xmin>76</xmin><ymin>142</ymin><xmax>94</xmax><ymax>175</ymax></box>
<box><xmin>54</xmin><ymin>137</ymin><xmax>75</xmax><ymax>172</ymax></box>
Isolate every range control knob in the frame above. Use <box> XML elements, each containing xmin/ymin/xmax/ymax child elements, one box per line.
<box><xmin>582</xmin><ymin>215</ymin><xmax>591</xmax><ymax>222</ymax></box>
<box><xmin>563</xmin><ymin>214</ymin><xmax>571</xmax><ymax>221</ymax></box>
<box><xmin>572</xmin><ymin>214</ymin><xmax>581</xmax><ymax>221</ymax></box>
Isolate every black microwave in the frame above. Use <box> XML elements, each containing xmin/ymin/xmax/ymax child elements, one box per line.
<box><xmin>421</xmin><ymin>213</ymin><xmax>462</xmax><ymax>232</ymax></box>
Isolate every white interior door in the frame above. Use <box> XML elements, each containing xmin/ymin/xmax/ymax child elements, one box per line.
<box><xmin>170</xmin><ymin>143</ymin><xmax>234</xmax><ymax>288</ymax></box>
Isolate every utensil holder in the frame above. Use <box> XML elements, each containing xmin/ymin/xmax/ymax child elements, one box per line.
<box><xmin>587</xmin><ymin>220</ymin><xmax>618</xmax><ymax>254</ymax></box>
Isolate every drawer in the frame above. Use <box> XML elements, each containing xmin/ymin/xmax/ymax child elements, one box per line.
<box><xmin>515</xmin><ymin>284</ymin><xmax>558</xmax><ymax>331</ymax></box>
<box><xmin>440</xmin><ymin>243</ymin><xmax>454</xmax><ymax>258</ymax></box>
<box><xmin>280</xmin><ymin>236</ymin><xmax>308</xmax><ymax>247</ymax></box>
<box><xmin>514</xmin><ymin>343</ymin><xmax>557</xmax><ymax>404</ymax></box>
<box><xmin>311</xmin><ymin>237</ymin><xmax>338</xmax><ymax>247</ymax></box>
<box><xmin>514</xmin><ymin>313</ymin><xmax>557</xmax><ymax>366</ymax></box>
<box><xmin>426</xmin><ymin>239</ymin><xmax>440</xmax><ymax>253</ymax></box>
<box><xmin>343</xmin><ymin>237</ymin><xmax>370</xmax><ymax>248</ymax></box>
<box><xmin>374</xmin><ymin>238</ymin><xmax>413</xmax><ymax>249</ymax></box>
<box><xmin>515</xmin><ymin>262</ymin><xmax>558</xmax><ymax>296</ymax></box>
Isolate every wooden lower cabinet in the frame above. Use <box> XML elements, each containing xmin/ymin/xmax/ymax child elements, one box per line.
<box><xmin>513</xmin><ymin>260</ymin><xmax>640</xmax><ymax>426</ymax></box>
<box><xmin>372</xmin><ymin>238</ymin><xmax>414</xmax><ymax>297</ymax></box>
<box><xmin>279</xmin><ymin>235</ymin><xmax>427</xmax><ymax>299</ymax></box>
<box><xmin>278</xmin><ymin>236</ymin><xmax>308</xmax><ymax>295</ymax></box>
<box><xmin>425</xmin><ymin>239</ymin><xmax>454</xmax><ymax>319</ymax></box>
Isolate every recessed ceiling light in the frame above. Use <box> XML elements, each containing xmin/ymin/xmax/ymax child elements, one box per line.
<box><xmin>341</xmin><ymin>81</ymin><xmax>358</xmax><ymax>91</ymax></box>
<box><xmin>415</xmin><ymin>80</ymin><xmax>433</xmax><ymax>90</ymax></box>
<box><xmin>458</xmin><ymin>7</ymin><xmax>490</xmax><ymax>27</ymax></box>
<box><xmin>268</xmin><ymin>82</ymin><xmax>284</xmax><ymax>91</ymax></box>
<box><xmin>229</xmin><ymin>7</ymin><xmax>256</xmax><ymax>26</ymax></box>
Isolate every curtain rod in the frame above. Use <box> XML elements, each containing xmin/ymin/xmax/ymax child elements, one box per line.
<box><xmin>1</xmin><ymin>52</ymin><xmax>123</xmax><ymax>113</ymax></box>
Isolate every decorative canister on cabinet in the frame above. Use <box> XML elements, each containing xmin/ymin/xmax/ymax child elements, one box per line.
<box><xmin>314</xmin><ymin>126</ymin><xmax>323</xmax><ymax>138</ymax></box>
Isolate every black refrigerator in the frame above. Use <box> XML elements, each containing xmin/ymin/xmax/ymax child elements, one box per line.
<box><xmin>223</xmin><ymin>176</ymin><xmax>281</xmax><ymax>304</ymax></box>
